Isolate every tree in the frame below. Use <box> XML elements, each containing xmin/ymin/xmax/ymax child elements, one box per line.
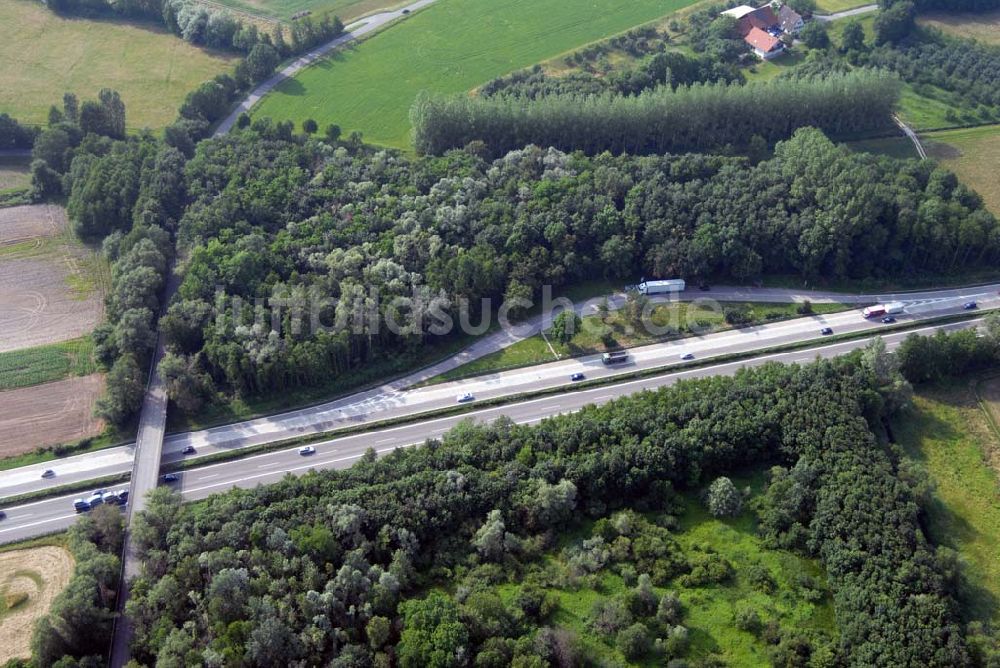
<box><xmin>596</xmin><ymin>296</ymin><xmax>610</xmax><ymax>323</ymax></box>
<box><xmin>840</xmin><ymin>20</ymin><xmax>865</xmax><ymax>52</ymax></box>
<box><xmin>159</xmin><ymin>352</ymin><xmax>211</xmax><ymax>413</ymax></box>
<box><xmin>95</xmin><ymin>353</ymin><xmax>144</xmax><ymax>425</ymax></box>
<box><xmin>706</xmin><ymin>476</ymin><xmax>742</xmax><ymax>517</ymax></box>
<box><xmin>472</xmin><ymin>510</ymin><xmax>508</xmax><ymax>562</ymax></box>
<box><xmin>550</xmin><ymin>310</ymin><xmax>580</xmax><ymax>345</ymax></box>
<box><xmin>236</xmin><ymin>113</ymin><xmax>251</xmax><ymax>129</ymax></box>
<box><xmin>616</xmin><ymin>622</ymin><xmax>651</xmax><ymax>661</ymax></box>
<box><xmin>398</xmin><ymin>592</ymin><xmax>469</xmax><ymax>668</ymax></box>
<box><xmin>302</xmin><ymin>118</ymin><xmax>318</xmax><ymax>134</ymax></box>
<box><xmin>873</xmin><ymin>1</ymin><xmax>914</xmax><ymax>45</ymax></box>
<box><xmin>800</xmin><ymin>21</ymin><xmax>830</xmax><ymax>49</ymax></box>
<box><xmin>33</xmin><ymin>128</ymin><xmax>71</xmax><ymax>172</ymax></box>
<box><xmin>246</xmin><ymin>43</ymin><xmax>280</xmax><ymax>82</ymax></box>
<box><xmin>326</xmin><ymin>124</ymin><xmax>342</xmax><ymax>142</ymax></box>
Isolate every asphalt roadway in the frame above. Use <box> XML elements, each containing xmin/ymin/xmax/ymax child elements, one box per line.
<box><xmin>0</xmin><ymin>316</ymin><xmax>986</xmax><ymax>545</ymax></box>
<box><xmin>1</xmin><ymin>284</ymin><xmax>997</xmax><ymax>501</ymax></box>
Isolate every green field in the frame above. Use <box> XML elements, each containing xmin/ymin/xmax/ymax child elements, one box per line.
<box><xmin>0</xmin><ymin>337</ymin><xmax>97</xmax><ymax>391</ymax></box>
<box><xmin>0</xmin><ymin>156</ymin><xmax>30</xmax><ymax>194</ymax></box>
<box><xmin>814</xmin><ymin>0</ymin><xmax>872</xmax><ymax>14</ymax></box>
<box><xmin>924</xmin><ymin>124</ymin><xmax>1000</xmax><ymax>217</ymax></box>
<box><xmin>894</xmin><ymin>381</ymin><xmax>1000</xmax><ymax>626</ymax></box>
<box><xmin>252</xmin><ymin>0</ymin><xmax>702</xmax><ymax>148</ymax></box>
<box><xmin>209</xmin><ymin>0</ymin><xmax>402</xmax><ymax>22</ymax></box>
<box><xmin>432</xmin><ymin>301</ymin><xmax>847</xmax><ymax>383</ymax></box>
<box><xmin>0</xmin><ymin>0</ymin><xmax>236</xmax><ymax>130</ymax></box>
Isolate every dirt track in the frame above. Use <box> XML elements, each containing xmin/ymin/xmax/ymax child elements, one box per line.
<box><xmin>0</xmin><ymin>205</ymin><xmax>105</xmax><ymax>353</ymax></box>
<box><xmin>0</xmin><ymin>374</ymin><xmax>105</xmax><ymax>456</ymax></box>
<box><xmin>0</xmin><ymin>545</ymin><xmax>74</xmax><ymax>664</ymax></box>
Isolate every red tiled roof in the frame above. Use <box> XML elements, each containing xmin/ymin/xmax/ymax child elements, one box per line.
<box><xmin>737</xmin><ymin>6</ymin><xmax>779</xmax><ymax>35</ymax></box>
<box><xmin>744</xmin><ymin>26</ymin><xmax>783</xmax><ymax>53</ymax></box>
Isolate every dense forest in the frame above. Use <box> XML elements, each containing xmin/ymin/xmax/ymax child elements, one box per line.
<box><xmin>134</xmin><ymin>124</ymin><xmax>995</xmax><ymax>403</ymax></box>
<box><xmin>411</xmin><ymin>71</ymin><xmax>900</xmax><ymax>157</ymax></box>
<box><xmin>108</xmin><ymin>348</ymin><xmax>984</xmax><ymax>667</ymax></box>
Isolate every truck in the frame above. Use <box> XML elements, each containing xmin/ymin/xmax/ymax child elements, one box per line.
<box><xmin>634</xmin><ymin>279</ymin><xmax>685</xmax><ymax>295</ymax></box>
<box><xmin>602</xmin><ymin>350</ymin><xmax>629</xmax><ymax>365</ymax></box>
<box><xmin>863</xmin><ymin>301</ymin><xmax>905</xmax><ymax>319</ymax></box>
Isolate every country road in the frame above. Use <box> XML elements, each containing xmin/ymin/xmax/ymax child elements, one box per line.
<box><xmin>814</xmin><ymin>3</ymin><xmax>878</xmax><ymax>21</ymax></box>
<box><xmin>214</xmin><ymin>0</ymin><xmax>439</xmax><ymax>135</ymax></box>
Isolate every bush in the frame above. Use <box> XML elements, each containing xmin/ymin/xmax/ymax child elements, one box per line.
<box><xmin>705</xmin><ymin>476</ymin><xmax>743</xmax><ymax>517</ymax></box>
<box><xmin>617</xmin><ymin>622</ymin><xmax>651</xmax><ymax>660</ymax></box>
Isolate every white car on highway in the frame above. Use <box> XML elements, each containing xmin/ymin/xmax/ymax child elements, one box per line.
<box><xmin>299</xmin><ymin>446</ymin><xmax>316</xmax><ymax>455</ymax></box>
<box><xmin>456</xmin><ymin>392</ymin><xmax>475</xmax><ymax>403</ymax></box>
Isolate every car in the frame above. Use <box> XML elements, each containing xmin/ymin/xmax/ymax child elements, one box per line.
<box><xmin>86</xmin><ymin>493</ymin><xmax>104</xmax><ymax>507</ymax></box>
<box><xmin>820</xmin><ymin>327</ymin><xmax>834</xmax><ymax>335</ymax></box>
<box><xmin>102</xmin><ymin>492</ymin><xmax>120</xmax><ymax>505</ymax></box>
<box><xmin>116</xmin><ymin>490</ymin><xmax>129</xmax><ymax>504</ymax></box>
<box><xmin>881</xmin><ymin>316</ymin><xmax>896</xmax><ymax>324</ymax></box>
<box><xmin>964</xmin><ymin>301</ymin><xmax>978</xmax><ymax>310</ymax></box>
<box><xmin>456</xmin><ymin>392</ymin><xmax>475</xmax><ymax>403</ymax></box>
<box><xmin>182</xmin><ymin>445</ymin><xmax>196</xmax><ymax>454</ymax></box>
<box><xmin>40</xmin><ymin>469</ymin><xmax>55</xmax><ymax>479</ymax></box>
<box><xmin>570</xmin><ymin>372</ymin><xmax>585</xmax><ymax>381</ymax></box>
<box><xmin>73</xmin><ymin>499</ymin><xmax>90</xmax><ymax>513</ymax></box>
<box><xmin>0</xmin><ymin>510</ymin><xmax>6</xmax><ymax>521</ymax></box>
<box><xmin>680</xmin><ymin>353</ymin><xmax>695</xmax><ymax>361</ymax></box>
<box><xmin>162</xmin><ymin>473</ymin><xmax>179</xmax><ymax>482</ymax></box>
<box><xmin>299</xmin><ymin>446</ymin><xmax>316</xmax><ymax>456</ymax></box>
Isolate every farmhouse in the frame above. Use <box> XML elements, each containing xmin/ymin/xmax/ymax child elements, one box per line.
<box><xmin>721</xmin><ymin>3</ymin><xmax>792</xmax><ymax>59</ymax></box>
<box><xmin>778</xmin><ymin>4</ymin><xmax>804</xmax><ymax>34</ymax></box>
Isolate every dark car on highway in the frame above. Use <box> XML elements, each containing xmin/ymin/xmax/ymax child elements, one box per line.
<box><xmin>821</xmin><ymin>327</ymin><xmax>833</xmax><ymax>335</ymax></box>
<box><xmin>881</xmin><ymin>316</ymin><xmax>896</xmax><ymax>324</ymax></box>
<box><xmin>163</xmin><ymin>473</ymin><xmax>179</xmax><ymax>483</ymax></box>
<box><xmin>964</xmin><ymin>301</ymin><xmax>978</xmax><ymax>310</ymax></box>
<box><xmin>570</xmin><ymin>372</ymin><xmax>585</xmax><ymax>381</ymax></box>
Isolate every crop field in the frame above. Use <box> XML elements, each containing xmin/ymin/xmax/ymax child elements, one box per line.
<box><xmin>918</xmin><ymin>10</ymin><xmax>1000</xmax><ymax>46</ymax></box>
<box><xmin>0</xmin><ymin>374</ymin><xmax>106</xmax><ymax>456</ymax></box>
<box><xmin>0</xmin><ymin>337</ymin><xmax>97</xmax><ymax>391</ymax></box>
<box><xmin>895</xmin><ymin>380</ymin><xmax>1000</xmax><ymax>626</ymax></box>
<box><xmin>0</xmin><ymin>0</ymin><xmax>236</xmax><ymax>130</ymax></box>
<box><xmin>252</xmin><ymin>0</ymin><xmax>702</xmax><ymax>148</ymax></box>
<box><xmin>0</xmin><ymin>545</ymin><xmax>74</xmax><ymax>664</ymax></box>
<box><xmin>924</xmin><ymin>124</ymin><xmax>1000</xmax><ymax>217</ymax></box>
<box><xmin>0</xmin><ymin>205</ymin><xmax>107</xmax><ymax>353</ymax></box>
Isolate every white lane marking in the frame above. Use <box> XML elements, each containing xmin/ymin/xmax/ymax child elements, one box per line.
<box><xmin>0</xmin><ymin>513</ymin><xmax>76</xmax><ymax>533</ymax></box>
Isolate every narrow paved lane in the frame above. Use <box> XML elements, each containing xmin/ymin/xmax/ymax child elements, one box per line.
<box><xmin>214</xmin><ymin>0</ymin><xmax>439</xmax><ymax>135</ymax></box>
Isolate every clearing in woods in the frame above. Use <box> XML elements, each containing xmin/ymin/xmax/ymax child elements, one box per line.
<box><xmin>252</xmin><ymin>0</ymin><xmax>703</xmax><ymax>148</ymax></box>
<box><xmin>0</xmin><ymin>545</ymin><xmax>74</xmax><ymax>664</ymax></box>
<box><xmin>0</xmin><ymin>205</ymin><xmax>107</xmax><ymax>353</ymax></box>
<box><xmin>0</xmin><ymin>0</ymin><xmax>236</xmax><ymax>130</ymax></box>
<box><xmin>0</xmin><ymin>374</ymin><xmax>106</xmax><ymax>457</ymax></box>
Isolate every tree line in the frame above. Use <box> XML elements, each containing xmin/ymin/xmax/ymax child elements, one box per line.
<box><xmin>411</xmin><ymin>70</ymin><xmax>900</xmax><ymax>157</ymax></box>
<box><xmin>0</xmin><ymin>113</ymin><xmax>39</xmax><ymax>149</ymax></box>
<box><xmin>112</xmin><ymin>348</ymin><xmax>981</xmax><ymax>666</ymax></box>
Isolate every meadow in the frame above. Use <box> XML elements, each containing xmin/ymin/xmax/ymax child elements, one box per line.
<box><xmin>252</xmin><ymin>0</ymin><xmax>702</xmax><ymax>148</ymax></box>
<box><xmin>924</xmin><ymin>124</ymin><xmax>1000</xmax><ymax>216</ymax></box>
<box><xmin>0</xmin><ymin>0</ymin><xmax>236</xmax><ymax>130</ymax></box>
<box><xmin>0</xmin><ymin>545</ymin><xmax>74</xmax><ymax>664</ymax></box>
<box><xmin>894</xmin><ymin>380</ymin><xmax>1000</xmax><ymax>626</ymax></box>
<box><xmin>208</xmin><ymin>0</ymin><xmax>402</xmax><ymax>22</ymax></box>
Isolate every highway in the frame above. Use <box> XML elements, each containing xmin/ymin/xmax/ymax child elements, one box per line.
<box><xmin>0</xmin><ymin>317</ymin><xmax>984</xmax><ymax>545</ymax></box>
<box><xmin>1</xmin><ymin>283</ymin><xmax>997</xmax><ymax>500</ymax></box>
